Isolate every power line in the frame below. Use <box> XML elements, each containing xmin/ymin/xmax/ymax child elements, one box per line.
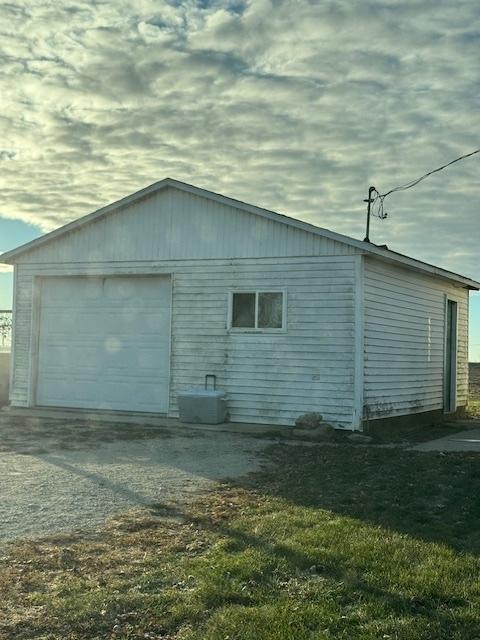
<box><xmin>381</xmin><ymin>147</ymin><xmax>480</xmax><ymax>199</ymax></box>
<box><xmin>363</xmin><ymin>147</ymin><xmax>480</xmax><ymax>240</ymax></box>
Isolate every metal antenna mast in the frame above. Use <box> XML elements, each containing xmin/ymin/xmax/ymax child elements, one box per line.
<box><xmin>362</xmin><ymin>147</ymin><xmax>480</xmax><ymax>243</ymax></box>
<box><xmin>363</xmin><ymin>186</ymin><xmax>377</xmax><ymax>243</ymax></box>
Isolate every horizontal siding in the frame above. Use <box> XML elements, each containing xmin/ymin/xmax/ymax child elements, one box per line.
<box><xmin>364</xmin><ymin>257</ymin><xmax>469</xmax><ymax>420</ymax></box>
<box><xmin>18</xmin><ymin>188</ymin><xmax>359</xmax><ymax>263</ymax></box>
<box><xmin>12</xmin><ymin>256</ymin><xmax>356</xmax><ymax>427</ymax></box>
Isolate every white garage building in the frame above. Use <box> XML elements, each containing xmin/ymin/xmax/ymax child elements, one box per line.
<box><xmin>1</xmin><ymin>179</ymin><xmax>478</xmax><ymax>430</ymax></box>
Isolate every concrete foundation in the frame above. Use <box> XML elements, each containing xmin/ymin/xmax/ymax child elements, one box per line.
<box><xmin>363</xmin><ymin>407</ymin><xmax>467</xmax><ymax>437</ymax></box>
<box><xmin>1</xmin><ymin>405</ymin><xmax>292</xmax><ymax>437</ymax></box>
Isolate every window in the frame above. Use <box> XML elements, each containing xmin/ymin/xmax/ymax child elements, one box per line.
<box><xmin>230</xmin><ymin>291</ymin><xmax>285</xmax><ymax>330</ymax></box>
<box><xmin>232</xmin><ymin>292</ymin><xmax>256</xmax><ymax>328</ymax></box>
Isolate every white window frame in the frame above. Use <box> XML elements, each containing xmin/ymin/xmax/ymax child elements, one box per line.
<box><xmin>228</xmin><ymin>289</ymin><xmax>287</xmax><ymax>333</ymax></box>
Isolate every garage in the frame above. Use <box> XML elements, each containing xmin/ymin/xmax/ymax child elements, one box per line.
<box><xmin>36</xmin><ymin>276</ymin><xmax>171</xmax><ymax>412</ymax></box>
<box><xmin>2</xmin><ymin>179</ymin><xmax>477</xmax><ymax>427</ymax></box>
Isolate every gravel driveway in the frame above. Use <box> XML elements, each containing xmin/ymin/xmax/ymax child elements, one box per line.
<box><xmin>0</xmin><ymin>419</ymin><xmax>271</xmax><ymax>542</ymax></box>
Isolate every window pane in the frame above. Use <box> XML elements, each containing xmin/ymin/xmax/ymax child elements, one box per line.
<box><xmin>232</xmin><ymin>292</ymin><xmax>256</xmax><ymax>327</ymax></box>
<box><xmin>258</xmin><ymin>292</ymin><xmax>283</xmax><ymax>328</ymax></box>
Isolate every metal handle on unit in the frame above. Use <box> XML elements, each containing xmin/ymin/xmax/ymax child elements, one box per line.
<box><xmin>205</xmin><ymin>374</ymin><xmax>217</xmax><ymax>390</ymax></box>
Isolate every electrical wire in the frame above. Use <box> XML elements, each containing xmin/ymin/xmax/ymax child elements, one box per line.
<box><xmin>371</xmin><ymin>147</ymin><xmax>480</xmax><ymax>219</ymax></box>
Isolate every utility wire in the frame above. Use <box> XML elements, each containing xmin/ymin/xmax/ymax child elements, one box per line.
<box><xmin>371</xmin><ymin>147</ymin><xmax>480</xmax><ymax>219</ymax></box>
<box><xmin>382</xmin><ymin>147</ymin><xmax>480</xmax><ymax>197</ymax></box>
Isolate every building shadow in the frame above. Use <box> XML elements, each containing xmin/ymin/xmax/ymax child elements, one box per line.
<box><xmin>21</xmin><ymin>435</ymin><xmax>480</xmax><ymax>557</ymax></box>
<box><xmin>234</xmin><ymin>442</ymin><xmax>480</xmax><ymax>557</ymax></box>
<box><xmin>19</xmin><ymin>440</ymin><xmax>480</xmax><ymax>636</ymax></box>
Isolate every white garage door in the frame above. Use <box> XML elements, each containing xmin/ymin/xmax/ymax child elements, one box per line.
<box><xmin>36</xmin><ymin>276</ymin><xmax>171</xmax><ymax>412</ymax></box>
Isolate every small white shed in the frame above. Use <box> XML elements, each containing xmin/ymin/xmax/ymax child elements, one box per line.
<box><xmin>1</xmin><ymin>179</ymin><xmax>479</xmax><ymax>430</ymax></box>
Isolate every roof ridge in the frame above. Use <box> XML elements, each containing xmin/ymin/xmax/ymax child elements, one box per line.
<box><xmin>0</xmin><ymin>178</ymin><xmax>478</xmax><ymax>290</ymax></box>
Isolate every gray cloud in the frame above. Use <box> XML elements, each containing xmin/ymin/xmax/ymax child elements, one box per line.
<box><xmin>0</xmin><ymin>0</ymin><xmax>479</xmax><ymax>281</ymax></box>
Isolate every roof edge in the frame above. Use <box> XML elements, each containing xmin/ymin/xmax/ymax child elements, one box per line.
<box><xmin>1</xmin><ymin>177</ymin><xmax>479</xmax><ymax>290</ymax></box>
<box><xmin>0</xmin><ymin>177</ymin><xmax>174</xmax><ymax>263</ymax></box>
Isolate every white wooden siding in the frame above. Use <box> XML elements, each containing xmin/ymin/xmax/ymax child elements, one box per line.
<box><xmin>18</xmin><ymin>187</ymin><xmax>359</xmax><ymax>264</ymax></box>
<box><xmin>8</xmin><ymin>181</ymin><xmax>473</xmax><ymax>429</ymax></box>
<box><xmin>11</xmin><ymin>256</ymin><xmax>357</xmax><ymax>427</ymax></box>
<box><xmin>363</xmin><ymin>257</ymin><xmax>469</xmax><ymax>420</ymax></box>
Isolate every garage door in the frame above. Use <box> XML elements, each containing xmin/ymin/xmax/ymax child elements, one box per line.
<box><xmin>36</xmin><ymin>276</ymin><xmax>171</xmax><ymax>412</ymax></box>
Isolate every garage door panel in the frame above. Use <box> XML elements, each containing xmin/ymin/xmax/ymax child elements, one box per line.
<box><xmin>36</xmin><ymin>276</ymin><xmax>171</xmax><ymax>412</ymax></box>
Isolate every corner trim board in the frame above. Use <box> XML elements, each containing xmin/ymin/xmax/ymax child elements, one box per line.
<box><xmin>8</xmin><ymin>265</ymin><xmax>17</xmax><ymax>401</ymax></box>
<box><xmin>353</xmin><ymin>254</ymin><xmax>365</xmax><ymax>430</ymax></box>
<box><xmin>27</xmin><ymin>277</ymin><xmax>42</xmax><ymax>407</ymax></box>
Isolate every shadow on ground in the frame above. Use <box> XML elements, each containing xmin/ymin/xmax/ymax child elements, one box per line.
<box><xmin>237</xmin><ymin>442</ymin><xmax>480</xmax><ymax>556</ymax></box>
<box><xmin>2</xmin><ymin>414</ymin><xmax>480</xmax><ymax>554</ymax></box>
<box><xmin>2</xmin><ymin>421</ymin><xmax>480</xmax><ymax>638</ymax></box>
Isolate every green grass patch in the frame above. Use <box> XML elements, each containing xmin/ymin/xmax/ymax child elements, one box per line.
<box><xmin>1</xmin><ymin>446</ymin><xmax>480</xmax><ymax>639</ymax></box>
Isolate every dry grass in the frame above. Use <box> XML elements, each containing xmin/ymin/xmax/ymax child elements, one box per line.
<box><xmin>1</xmin><ymin>444</ymin><xmax>480</xmax><ymax>639</ymax></box>
<box><xmin>0</xmin><ymin>505</ymin><xmax>211</xmax><ymax>639</ymax></box>
<box><xmin>468</xmin><ymin>363</ymin><xmax>480</xmax><ymax>418</ymax></box>
<box><xmin>1</xmin><ymin>373</ymin><xmax>480</xmax><ymax>638</ymax></box>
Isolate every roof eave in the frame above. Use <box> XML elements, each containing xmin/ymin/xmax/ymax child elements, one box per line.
<box><xmin>0</xmin><ymin>177</ymin><xmax>478</xmax><ymax>290</ymax></box>
<box><xmin>361</xmin><ymin>248</ymin><xmax>480</xmax><ymax>290</ymax></box>
<box><xmin>0</xmin><ymin>177</ymin><xmax>175</xmax><ymax>264</ymax></box>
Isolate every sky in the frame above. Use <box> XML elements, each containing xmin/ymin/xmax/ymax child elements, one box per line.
<box><xmin>0</xmin><ymin>0</ymin><xmax>479</xmax><ymax>359</ymax></box>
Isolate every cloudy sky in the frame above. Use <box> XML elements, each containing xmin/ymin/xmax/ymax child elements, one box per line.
<box><xmin>0</xmin><ymin>0</ymin><xmax>479</xmax><ymax>358</ymax></box>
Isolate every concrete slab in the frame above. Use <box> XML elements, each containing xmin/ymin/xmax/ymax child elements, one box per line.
<box><xmin>1</xmin><ymin>405</ymin><xmax>293</xmax><ymax>437</ymax></box>
<box><xmin>413</xmin><ymin>426</ymin><xmax>480</xmax><ymax>452</ymax></box>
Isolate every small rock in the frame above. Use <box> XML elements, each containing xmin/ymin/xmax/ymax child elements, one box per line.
<box><xmin>293</xmin><ymin>423</ymin><xmax>337</xmax><ymax>441</ymax></box>
<box><xmin>347</xmin><ymin>433</ymin><xmax>373</xmax><ymax>443</ymax></box>
<box><xmin>295</xmin><ymin>412</ymin><xmax>323</xmax><ymax>429</ymax></box>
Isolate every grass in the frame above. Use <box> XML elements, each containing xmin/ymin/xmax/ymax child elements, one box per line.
<box><xmin>467</xmin><ymin>399</ymin><xmax>480</xmax><ymax>419</ymax></box>
<box><xmin>2</xmin><ymin>441</ymin><xmax>480</xmax><ymax>639</ymax></box>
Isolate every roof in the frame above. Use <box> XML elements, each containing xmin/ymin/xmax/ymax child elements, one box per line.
<box><xmin>1</xmin><ymin>177</ymin><xmax>479</xmax><ymax>290</ymax></box>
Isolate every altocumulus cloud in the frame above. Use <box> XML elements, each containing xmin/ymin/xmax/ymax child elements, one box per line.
<box><xmin>0</xmin><ymin>0</ymin><xmax>479</xmax><ymax>280</ymax></box>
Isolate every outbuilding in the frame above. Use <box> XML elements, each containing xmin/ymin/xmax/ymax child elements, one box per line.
<box><xmin>2</xmin><ymin>178</ymin><xmax>479</xmax><ymax>430</ymax></box>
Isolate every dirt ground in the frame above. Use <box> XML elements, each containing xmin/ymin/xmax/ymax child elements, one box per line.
<box><xmin>2</xmin><ymin>367</ymin><xmax>480</xmax><ymax>545</ymax></box>
<box><xmin>0</xmin><ymin>418</ymin><xmax>272</xmax><ymax>542</ymax></box>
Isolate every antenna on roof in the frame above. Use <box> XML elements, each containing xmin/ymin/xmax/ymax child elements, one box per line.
<box><xmin>363</xmin><ymin>147</ymin><xmax>480</xmax><ymax>243</ymax></box>
<box><xmin>363</xmin><ymin>186</ymin><xmax>377</xmax><ymax>243</ymax></box>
